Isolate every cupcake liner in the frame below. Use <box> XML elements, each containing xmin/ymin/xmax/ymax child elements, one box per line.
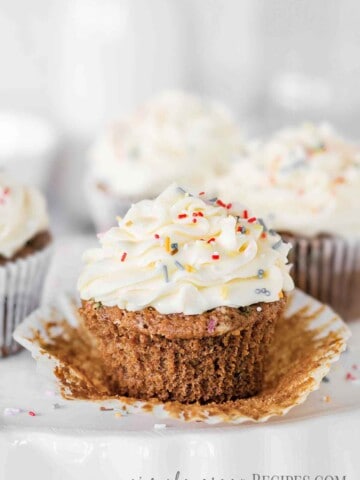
<box><xmin>84</xmin><ymin>178</ymin><xmax>140</xmax><ymax>232</ymax></box>
<box><xmin>0</xmin><ymin>245</ymin><xmax>52</xmax><ymax>357</ymax></box>
<box><xmin>284</xmin><ymin>234</ymin><xmax>360</xmax><ymax>321</ymax></box>
<box><xmin>13</xmin><ymin>289</ymin><xmax>350</xmax><ymax>423</ymax></box>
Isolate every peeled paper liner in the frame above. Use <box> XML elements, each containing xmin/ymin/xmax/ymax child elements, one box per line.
<box><xmin>14</xmin><ymin>289</ymin><xmax>350</xmax><ymax>424</ymax></box>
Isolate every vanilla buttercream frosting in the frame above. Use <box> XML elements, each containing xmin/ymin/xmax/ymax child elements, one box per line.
<box><xmin>0</xmin><ymin>174</ymin><xmax>49</xmax><ymax>258</ymax></box>
<box><xmin>78</xmin><ymin>184</ymin><xmax>293</xmax><ymax>315</ymax></box>
<box><xmin>216</xmin><ymin>123</ymin><xmax>360</xmax><ymax>239</ymax></box>
<box><xmin>89</xmin><ymin>91</ymin><xmax>244</xmax><ymax>198</ymax></box>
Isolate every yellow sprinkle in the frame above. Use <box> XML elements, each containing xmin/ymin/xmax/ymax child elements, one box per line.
<box><xmin>221</xmin><ymin>286</ymin><xmax>228</xmax><ymax>299</ymax></box>
<box><xmin>279</xmin><ymin>291</ymin><xmax>284</xmax><ymax>299</ymax></box>
<box><xmin>245</xmin><ymin>228</ymin><xmax>251</xmax><ymax>235</ymax></box>
<box><xmin>125</xmin><ymin>220</ymin><xmax>133</xmax><ymax>227</ymax></box>
<box><xmin>147</xmin><ymin>261</ymin><xmax>156</xmax><ymax>269</ymax></box>
<box><xmin>115</xmin><ymin>412</ymin><xmax>123</xmax><ymax>418</ymax></box>
<box><xmin>185</xmin><ymin>264</ymin><xmax>196</xmax><ymax>273</ymax></box>
<box><xmin>239</xmin><ymin>242</ymin><xmax>248</xmax><ymax>253</ymax></box>
<box><xmin>165</xmin><ymin>237</ymin><xmax>171</xmax><ymax>253</ymax></box>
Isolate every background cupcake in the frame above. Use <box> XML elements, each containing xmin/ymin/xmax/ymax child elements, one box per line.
<box><xmin>85</xmin><ymin>90</ymin><xmax>245</xmax><ymax>232</ymax></box>
<box><xmin>0</xmin><ymin>174</ymin><xmax>52</xmax><ymax>357</ymax></box>
<box><xmin>77</xmin><ymin>184</ymin><xmax>293</xmax><ymax>403</ymax></box>
<box><xmin>216</xmin><ymin>123</ymin><xmax>360</xmax><ymax>320</ymax></box>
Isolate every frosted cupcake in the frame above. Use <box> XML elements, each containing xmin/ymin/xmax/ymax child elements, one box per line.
<box><xmin>216</xmin><ymin>123</ymin><xmax>360</xmax><ymax>320</ymax></box>
<box><xmin>78</xmin><ymin>184</ymin><xmax>293</xmax><ymax>403</ymax></box>
<box><xmin>0</xmin><ymin>174</ymin><xmax>52</xmax><ymax>357</ymax></box>
<box><xmin>86</xmin><ymin>91</ymin><xmax>244</xmax><ymax>231</ymax></box>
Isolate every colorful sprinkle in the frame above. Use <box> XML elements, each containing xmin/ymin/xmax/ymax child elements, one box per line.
<box><xmin>278</xmin><ymin>291</ymin><xmax>284</xmax><ymax>299</ymax></box>
<box><xmin>207</xmin><ymin>237</ymin><xmax>216</xmax><ymax>244</ymax></box>
<box><xmin>255</xmin><ymin>288</ymin><xmax>271</xmax><ymax>296</ymax></box>
<box><xmin>100</xmin><ymin>406</ymin><xmax>114</xmax><ymax>411</ymax></box>
<box><xmin>243</xmin><ymin>209</ymin><xmax>248</xmax><ymax>219</ymax></box>
<box><xmin>174</xmin><ymin>260</ymin><xmax>185</xmax><ymax>270</ymax></box>
<box><xmin>258</xmin><ymin>218</ymin><xmax>268</xmax><ymax>231</ymax></box>
<box><xmin>216</xmin><ymin>199</ymin><xmax>227</xmax><ymax>208</ymax></box>
<box><xmin>177</xmin><ymin>186</ymin><xmax>187</xmax><ymax>194</ymax></box>
<box><xmin>125</xmin><ymin>220</ymin><xmax>133</xmax><ymax>227</ymax></box>
<box><xmin>208</xmin><ymin>197</ymin><xmax>218</xmax><ymax>203</ymax></box>
<box><xmin>154</xmin><ymin>234</ymin><xmax>160</xmax><ymax>239</ymax></box>
<box><xmin>248</xmin><ymin>217</ymin><xmax>257</xmax><ymax>223</ymax></box>
<box><xmin>192</xmin><ymin>218</ymin><xmax>197</xmax><ymax>223</ymax></box>
<box><xmin>165</xmin><ymin>237</ymin><xmax>171</xmax><ymax>253</ymax></box>
<box><xmin>207</xmin><ymin>317</ymin><xmax>217</xmax><ymax>333</ymax></box>
<box><xmin>346</xmin><ymin>372</ymin><xmax>357</xmax><ymax>381</ymax></box>
<box><xmin>198</xmin><ymin>191</ymin><xmax>205</xmax><ymax>196</ymax></box>
<box><xmin>269</xmin><ymin>229</ymin><xmax>277</xmax><ymax>236</ymax></box>
<box><xmin>226</xmin><ymin>203</ymin><xmax>232</xmax><ymax>210</ymax></box>
<box><xmin>256</xmin><ymin>307</ymin><xmax>262</xmax><ymax>312</ymax></box>
<box><xmin>121</xmin><ymin>252</ymin><xmax>127</xmax><ymax>262</ymax></box>
<box><xmin>171</xmin><ymin>243</ymin><xmax>178</xmax><ymax>250</ymax></box>
<box><xmin>322</xmin><ymin>376</ymin><xmax>330</xmax><ymax>383</ymax></box>
<box><xmin>272</xmin><ymin>240</ymin><xmax>282</xmax><ymax>250</ymax></box>
<box><xmin>185</xmin><ymin>264</ymin><xmax>196</xmax><ymax>273</ymax></box>
<box><xmin>257</xmin><ymin>269</ymin><xmax>265</xmax><ymax>279</ymax></box>
<box><xmin>162</xmin><ymin>265</ymin><xmax>169</xmax><ymax>283</ymax></box>
<box><xmin>178</xmin><ymin>213</ymin><xmax>187</xmax><ymax>219</ymax></box>
<box><xmin>261</xmin><ymin>232</ymin><xmax>267</xmax><ymax>239</ymax></box>
<box><xmin>28</xmin><ymin>411</ymin><xmax>36</xmax><ymax>417</ymax></box>
<box><xmin>3</xmin><ymin>408</ymin><xmax>21</xmax><ymax>416</ymax></box>
<box><xmin>237</xmin><ymin>225</ymin><xmax>246</xmax><ymax>234</ymax></box>
<box><xmin>239</xmin><ymin>242</ymin><xmax>248</xmax><ymax>253</ymax></box>
<box><xmin>212</xmin><ymin>253</ymin><xmax>220</xmax><ymax>260</ymax></box>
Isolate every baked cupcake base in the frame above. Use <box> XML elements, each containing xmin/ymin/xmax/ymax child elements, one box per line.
<box><xmin>79</xmin><ymin>298</ymin><xmax>286</xmax><ymax>404</ymax></box>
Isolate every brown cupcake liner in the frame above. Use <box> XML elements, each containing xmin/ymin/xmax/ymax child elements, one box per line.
<box><xmin>78</xmin><ymin>300</ymin><xmax>284</xmax><ymax>404</ymax></box>
<box><xmin>0</xmin><ymin>245</ymin><xmax>52</xmax><ymax>357</ymax></box>
<box><xmin>282</xmin><ymin>233</ymin><xmax>360</xmax><ymax>321</ymax></box>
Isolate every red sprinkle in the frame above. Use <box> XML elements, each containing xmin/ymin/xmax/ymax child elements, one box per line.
<box><xmin>207</xmin><ymin>237</ymin><xmax>216</xmax><ymax>244</ymax></box>
<box><xmin>216</xmin><ymin>199</ymin><xmax>227</xmax><ymax>208</ymax></box>
<box><xmin>192</xmin><ymin>212</ymin><xmax>204</xmax><ymax>217</ymax></box>
<box><xmin>192</xmin><ymin>218</ymin><xmax>197</xmax><ymax>223</ymax></box>
<box><xmin>237</xmin><ymin>226</ymin><xmax>242</xmax><ymax>232</ymax></box>
<box><xmin>212</xmin><ymin>253</ymin><xmax>220</xmax><ymax>260</ymax></box>
<box><xmin>243</xmin><ymin>209</ymin><xmax>248</xmax><ymax>219</ymax></box>
<box><xmin>248</xmin><ymin>217</ymin><xmax>257</xmax><ymax>223</ymax></box>
<box><xmin>154</xmin><ymin>234</ymin><xmax>160</xmax><ymax>239</ymax></box>
<box><xmin>28</xmin><ymin>411</ymin><xmax>36</xmax><ymax>417</ymax></box>
<box><xmin>198</xmin><ymin>191</ymin><xmax>205</xmax><ymax>196</ymax></box>
<box><xmin>178</xmin><ymin>213</ymin><xmax>187</xmax><ymax>219</ymax></box>
<box><xmin>261</xmin><ymin>232</ymin><xmax>267</xmax><ymax>239</ymax></box>
<box><xmin>346</xmin><ymin>372</ymin><xmax>357</xmax><ymax>381</ymax></box>
<box><xmin>226</xmin><ymin>203</ymin><xmax>232</xmax><ymax>210</ymax></box>
<box><xmin>121</xmin><ymin>252</ymin><xmax>127</xmax><ymax>262</ymax></box>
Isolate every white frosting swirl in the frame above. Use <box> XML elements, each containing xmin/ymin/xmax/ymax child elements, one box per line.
<box><xmin>216</xmin><ymin>123</ymin><xmax>360</xmax><ymax>239</ymax></box>
<box><xmin>78</xmin><ymin>184</ymin><xmax>293</xmax><ymax>315</ymax></box>
<box><xmin>0</xmin><ymin>174</ymin><xmax>49</xmax><ymax>258</ymax></box>
<box><xmin>89</xmin><ymin>91</ymin><xmax>244</xmax><ymax>198</ymax></box>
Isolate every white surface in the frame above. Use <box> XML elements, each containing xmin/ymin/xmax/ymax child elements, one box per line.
<box><xmin>1</xmin><ymin>236</ymin><xmax>360</xmax><ymax>478</ymax></box>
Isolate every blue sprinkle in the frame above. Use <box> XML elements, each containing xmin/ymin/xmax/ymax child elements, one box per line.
<box><xmin>171</xmin><ymin>243</ymin><xmax>178</xmax><ymax>250</ymax></box>
<box><xmin>255</xmin><ymin>288</ymin><xmax>261</xmax><ymax>294</ymax></box>
<box><xmin>177</xmin><ymin>186</ymin><xmax>187</xmax><ymax>194</ymax></box>
<box><xmin>208</xmin><ymin>197</ymin><xmax>218</xmax><ymax>203</ymax></box>
<box><xmin>174</xmin><ymin>260</ymin><xmax>185</xmax><ymax>271</ymax></box>
<box><xmin>257</xmin><ymin>269</ymin><xmax>265</xmax><ymax>279</ymax></box>
<box><xmin>322</xmin><ymin>376</ymin><xmax>330</xmax><ymax>383</ymax></box>
<box><xmin>162</xmin><ymin>265</ymin><xmax>169</xmax><ymax>283</ymax></box>
<box><xmin>272</xmin><ymin>240</ymin><xmax>282</xmax><ymax>250</ymax></box>
<box><xmin>269</xmin><ymin>229</ymin><xmax>277</xmax><ymax>236</ymax></box>
<box><xmin>258</xmin><ymin>218</ymin><xmax>268</xmax><ymax>232</ymax></box>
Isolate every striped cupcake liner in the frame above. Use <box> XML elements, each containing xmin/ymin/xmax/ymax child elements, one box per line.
<box><xmin>0</xmin><ymin>246</ymin><xmax>52</xmax><ymax>357</ymax></box>
<box><xmin>284</xmin><ymin>234</ymin><xmax>360</xmax><ymax>321</ymax></box>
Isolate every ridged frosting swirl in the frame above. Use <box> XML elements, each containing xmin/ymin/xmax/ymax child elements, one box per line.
<box><xmin>89</xmin><ymin>91</ymin><xmax>244</xmax><ymax>198</ymax></box>
<box><xmin>0</xmin><ymin>173</ymin><xmax>49</xmax><ymax>258</ymax></box>
<box><xmin>216</xmin><ymin>123</ymin><xmax>360</xmax><ymax>239</ymax></box>
<box><xmin>78</xmin><ymin>184</ymin><xmax>294</xmax><ymax>315</ymax></box>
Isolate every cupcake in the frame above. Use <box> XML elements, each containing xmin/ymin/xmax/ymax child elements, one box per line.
<box><xmin>0</xmin><ymin>174</ymin><xmax>52</xmax><ymax>357</ymax></box>
<box><xmin>85</xmin><ymin>91</ymin><xmax>244</xmax><ymax>232</ymax></box>
<box><xmin>77</xmin><ymin>184</ymin><xmax>293</xmax><ymax>404</ymax></box>
<box><xmin>216</xmin><ymin>123</ymin><xmax>360</xmax><ymax>320</ymax></box>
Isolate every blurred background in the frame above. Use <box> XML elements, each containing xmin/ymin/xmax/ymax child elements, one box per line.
<box><xmin>1</xmin><ymin>0</ymin><xmax>360</xmax><ymax>233</ymax></box>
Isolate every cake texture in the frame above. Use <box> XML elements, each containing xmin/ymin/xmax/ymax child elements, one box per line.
<box><xmin>216</xmin><ymin>123</ymin><xmax>360</xmax><ymax>320</ymax></box>
<box><xmin>0</xmin><ymin>174</ymin><xmax>52</xmax><ymax>357</ymax></box>
<box><xmin>78</xmin><ymin>184</ymin><xmax>294</xmax><ymax>403</ymax></box>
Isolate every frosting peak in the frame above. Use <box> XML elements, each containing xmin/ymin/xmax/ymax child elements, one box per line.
<box><xmin>0</xmin><ymin>174</ymin><xmax>49</xmax><ymax>258</ymax></box>
<box><xmin>78</xmin><ymin>184</ymin><xmax>294</xmax><ymax>314</ymax></box>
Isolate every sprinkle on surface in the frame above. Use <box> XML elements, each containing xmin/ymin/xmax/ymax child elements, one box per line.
<box><xmin>256</xmin><ymin>306</ymin><xmax>262</xmax><ymax>312</ymax></box>
<box><xmin>248</xmin><ymin>217</ymin><xmax>257</xmax><ymax>223</ymax></box>
<box><xmin>174</xmin><ymin>260</ymin><xmax>185</xmax><ymax>270</ymax></box>
<box><xmin>239</xmin><ymin>242</ymin><xmax>248</xmax><ymax>253</ymax></box>
<box><xmin>258</xmin><ymin>218</ymin><xmax>268</xmax><ymax>231</ymax></box>
<box><xmin>162</xmin><ymin>265</ymin><xmax>169</xmax><ymax>282</ymax></box>
<box><xmin>243</xmin><ymin>209</ymin><xmax>248</xmax><ymax>219</ymax></box>
<box><xmin>154</xmin><ymin>234</ymin><xmax>160</xmax><ymax>239</ymax></box>
<box><xmin>212</xmin><ymin>252</ymin><xmax>220</xmax><ymax>260</ymax></box>
<box><xmin>165</xmin><ymin>237</ymin><xmax>171</xmax><ymax>253</ymax></box>
<box><xmin>221</xmin><ymin>285</ymin><xmax>228</xmax><ymax>299</ymax></box>
<box><xmin>272</xmin><ymin>239</ymin><xmax>282</xmax><ymax>250</ymax></box>
<box><xmin>255</xmin><ymin>288</ymin><xmax>271</xmax><ymax>296</ymax></box>
<box><xmin>28</xmin><ymin>411</ymin><xmax>36</xmax><ymax>417</ymax></box>
<box><xmin>121</xmin><ymin>252</ymin><xmax>127</xmax><ymax>262</ymax></box>
<box><xmin>207</xmin><ymin>237</ymin><xmax>216</xmax><ymax>244</ymax></box>
<box><xmin>257</xmin><ymin>269</ymin><xmax>265</xmax><ymax>279</ymax></box>
<box><xmin>178</xmin><ymin>213</ymin><xmax>187</xmax><ymax>219</ymax></box>
<box><xmin>185</xmin><ymin>264</ymin><xmax>196</xmax><ymax>272</ymax></box>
